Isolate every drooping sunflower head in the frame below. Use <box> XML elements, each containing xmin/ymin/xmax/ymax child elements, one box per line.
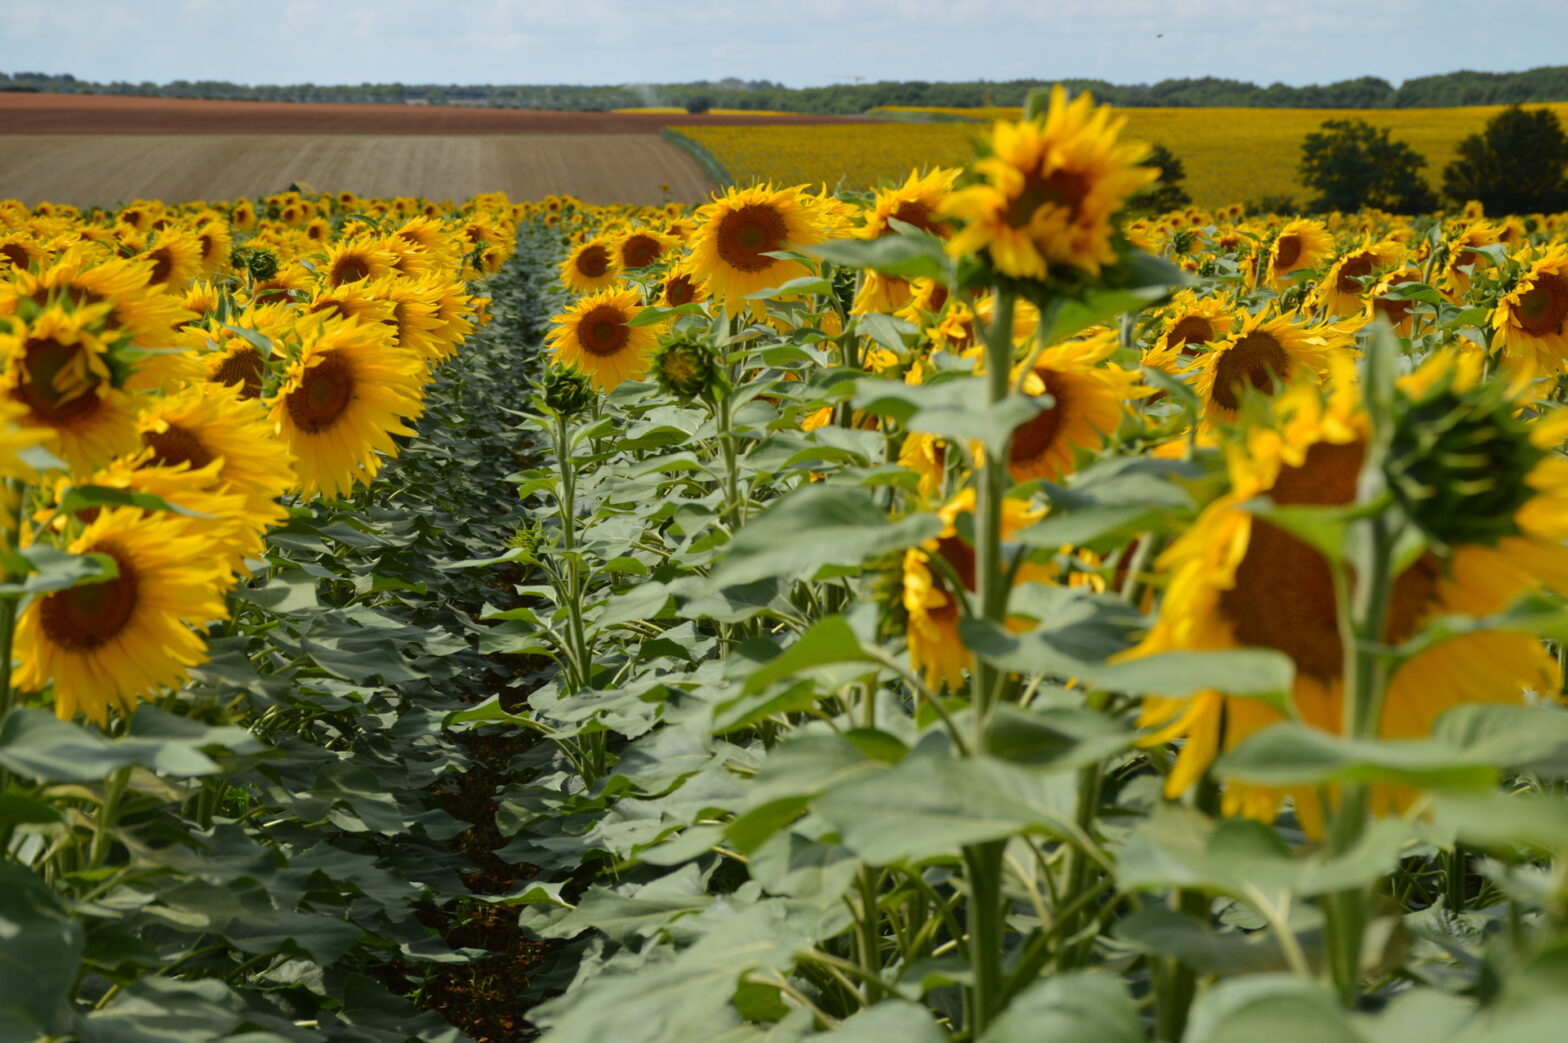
<box><xmin>1316</xmin><ymin>238</ymin><xmax>1404</xmax><ymax>317</ymax></box>
<box><xmin>1192</xmin><ymin>312</ymin><xmax>1352</xmax><ymax>424</ymax></box>
<box><xmin>1006</xmin><ymin>329</ymin><xmax>1145</xmax><ymax>483</ymax></box>
<box><xmin>940</xmin><ymin>86</ymin><xmax>1156</xmax><ymax>282</ymax></box>
<box><xmin>0</xmin><ymin>304</ymin><xmax>138</xmax><ymax>475</ymax></box>
<box><xmin>650</xmin><ymin>333</ymin><xmax>720</xmax><ymax>402</ymax></box>
<box><xmin>559</xmin><ymin>238</ymin><xmax>620</xmax><ymax>294</ymax></box>
<box><xmin>1146</xmin><ymin>290</ymin><xmax>1236</xmax><ymax>372</ymax></box>
<box><xmin>1492</xmin><ymin>246</ymin><xmax>1568</xmax><ymax>373</ymax></box>
<box><xmin>544</xmin><ymin>285</ymin><xmax>663</xmax><ymax>392</ymax></box>
<box><xmin>689</xmin><ymin>184</ymin><xmax>826</xmax><ymax>308</ymax></box>
<box><xmin>861</xmin><ymin>167</ymin><xmax>959</xmax><ymax>241</ymax></box>
<box><xmin>1265</xmin><ymin>218</ymin><xmax>1335</xmax><ymax>287</ymax></box>
<box><xmin>659</xmin><ymin>260</ymin><xmax>709</xmax><ymax>309</ymax></box>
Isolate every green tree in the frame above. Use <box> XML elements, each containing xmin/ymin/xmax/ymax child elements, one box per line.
<box><xmin>1442</xmin><ymin>105</ymin><xmax>1568</xmax><ymax>214</ymax></box>
<box><xmin>1136</xmin><ymin>142</ymin><xmax>1192</xmax><ymax>212</ymax></box>
<box><xmin>1299</xmin><ymin>118</ymin><xmax>1437</xmax><ymax>213</ymax></box>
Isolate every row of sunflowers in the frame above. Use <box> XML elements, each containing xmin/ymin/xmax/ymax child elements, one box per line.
<box><xmin>0</xmin><ymin>192</ymin><xmax>507</xmax><ymax>728</ymax></box>
<box><xmin>491</xmin><ymin>88</ymin><xmax>1568</xmax><ymax>1041</ymax></box>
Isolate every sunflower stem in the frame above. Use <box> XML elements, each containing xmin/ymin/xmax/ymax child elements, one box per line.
<box><xmin>963</xmin><ymin>290</ymin><xmax>1017</xmax><ymax>1038</ymax></box>
<box><xmin>1324</xmin><ymin>504</ymin><xmax>1398</xmax><ymax>1008</ymax></box>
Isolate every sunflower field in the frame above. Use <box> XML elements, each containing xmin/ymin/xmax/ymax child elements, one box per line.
<box><xmin>5</xmin><ymin>81</ymin><xmax>1568</xmax><ymax>1043</ymax></box>
<box><xmin>681</xmin><ymin>100</ymin><xmax>1568</xmax><ymax>209</ymax></box>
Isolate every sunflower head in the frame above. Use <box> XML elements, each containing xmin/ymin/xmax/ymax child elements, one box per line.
<box><xmin>651</xmin><ymin>334</ymin><xmax>720</xmax><ymax>402</ymax></box>
<box><xmin>544</xmin><ymin>286</ymin><xmax>663</xmax><ymax>391</ymax></box>
<box><xmin>1387</xmin><ymin>353</ymin><xmax>1546</xmax><ymax>549</ymax></box>
<box><xmin>539</xmin><ymin>365</ymin><xmax>595</xmax><ymax>417</ymax></box>
<box><xmin>689</xmin><ymin>184</ymin><xmax>826</xmax><ymax>308</ymax></box>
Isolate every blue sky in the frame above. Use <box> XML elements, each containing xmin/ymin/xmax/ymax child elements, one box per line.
<box><xmin>3</xmin><ymin>0</ymin><xmax>1565</xmax><ymax>89</ymax></box>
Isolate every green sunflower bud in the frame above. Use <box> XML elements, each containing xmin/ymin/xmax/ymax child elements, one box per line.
<box><xmin>651</xmin><ymin>335</ymin><xmax>719</xmax><ymax>402</ymax></box>
<box><xmin>246</xmin><ymin>248</ymin><xmax>280</xmax><ymax>281</ymax></box>
<box><xmin>540</xmin><ymin>366</ymin><xmax>594</xmax><ymax>417</ymax></box>
<box><xmin>507</xmin><ymin>525</ymin><xmax>540</xmax><ymax>564</ymax></box>
<box><xmin>1171</xmin><ymin>229</ymin><xmax>1197</xmax><ymax>256</ymax></box>
<box><xmin>1386</xmin><ymin>375</ymin><xmax>1545</xmax><ymax>548</ymax></box>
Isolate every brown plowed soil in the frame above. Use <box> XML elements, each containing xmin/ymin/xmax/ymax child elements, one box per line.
<box><xmin>0</xmin><ymin>134</ymin><xmax>717</xmax><ymax>207</ymax></box>
<box><xmin>0</xmin><ymin>93</ymin><xmax>871</xmax><ymax>135</ymax></box>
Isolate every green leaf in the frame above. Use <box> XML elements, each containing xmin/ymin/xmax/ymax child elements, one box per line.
<box><xmin>808</xmin><ymin>1000</ymin><xmax>948</xmax><ymax>1042</ymax></box>
<box><xmin>0</xmin><ymin>863</ymin><xmax>82</xmax><ymax>1041</ymax></box>
<box><xmin>1429</xmin><ymin>703</ymin><xmax>1568</xmax><ymax>777</ymax></box>
<box><xmin>710</xmin><ymin>485</ymin><xmax>939</xmax><ymax>587</ymax></box>
<box><xmin>814</xmin><ymin>749</ymin><xmax>1077</xmax><ymax>863</ymax></box>
<box><xmin>1430</xmin><ymin>791</ymin><xmax>1568</xmax><ymax>856</ymax></box>
<box><xmin>1217</xmin><ymin>723</ymin><xmax>1498</xmax><ymax>791</ymax></box>
<box><xmin>56</xmin><ymin>483</ymin><xmax>210</xmax><ymax>519</ymax></box>
<box><xmin>743</xmin><ymin>615</ymin><xmax>877</xmax><ymax>694</ymax></box>
<box><xmin>805</xmin><ymin>233</ymin><xmax>951</xmax><ymax>283</ymax></box>
<box><xmin>1184</xmin><ymin>974</ymin><xmax>1368</xmax><ymax>1043</ymax></box>
<box><xmin>0</xmin><ymin>544</ymin><xmax>116</xmax><ymax>596</ymax></box>
<box><xmin>852</xmin><ymin>375</ymin><xmax>1043</xmax><ymax>457</ymax></box>
<box><xmin>1114</xmin><ymin>907</ymin><xmax>1292</xmax><ymax>976</ymax></box>
<box><xmin>1044</xmin><ymin>286</ymin><xmax>1168</xmax><ymax>344</ymax></box>
<box><xmin>0</xmin><ymin>709</ymin><xmax>224</xmax><ymax>781</ymax></box>
<box><xmin>747</xmin><ymin>275</ymin><xmax>833</xmax><ymax>300</ymax></box>
<box><xmin>982</xmin><ymin>972</ymin><xmax>1141</xmax><ymax>1043</ymax></box>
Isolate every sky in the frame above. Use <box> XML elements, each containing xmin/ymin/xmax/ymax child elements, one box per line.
<box><xmin>3</xmin><ymin>0</ymin><xmax>1566</xmax><ymax>90</ymax></box>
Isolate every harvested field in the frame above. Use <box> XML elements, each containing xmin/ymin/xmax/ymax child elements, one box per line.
<box><xmin>0</xmin><ymin>133</ymin><xmax>716</xmax><ymax>207</ymax></box>
<box><xmin>0</xmin><ymin>93</ymin><xmax>870</xmax><ymax>135</ymax></box>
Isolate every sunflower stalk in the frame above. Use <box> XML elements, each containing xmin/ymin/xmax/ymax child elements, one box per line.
<box><xmin>962</xmin><ymin>288</ymin><xmax>1018</xmax><ymax>1037</ymax></box>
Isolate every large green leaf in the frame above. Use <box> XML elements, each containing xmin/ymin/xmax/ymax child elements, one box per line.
<box><xmin>852</xmin><ymin>375</ymin><xmax>1044</xmax><ymax>456</ymax></box>
<box><xmin>1183</xmin><ymin>974</ymin><xmax>1367</xmax><ymax>1043</ymax></box>
<box><xmin>806</xmin><ymin>1000</ymin><xmax>948</xmax><ymax>1042</ymax></box>
<box><xmin>710</xmin><ymin>485</ymin><xmax>939</xmax><ymax>587</ymax></box>
<box><xmin>814</xmin><ymin>749</ymin><xmax>1077</xmax><ymax>863</ymax></box>
<box><xmin>982</xmin><ymin>972</ymin><xmax>1141</xmax><ymax>1043</ymax></box>
<box><xmin>1217</xmin><ymin>723</ymin><xmax>1498</xmax><ymax>791</ymax></box>
<box><xmin>0</xmin><ymin>863</ymin><xmax>82</xmax><ymax>1041</ymax></box>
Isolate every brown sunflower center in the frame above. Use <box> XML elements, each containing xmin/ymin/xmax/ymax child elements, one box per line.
<box><xmin>1168</xmin><ymin>315</ymin><xmax>1215</xmax><ymax>355</ymax></box>
<box><xmin>1515</xmin><ymin>273</ymin><xmax>1568</xmax><ymax>336</ymax></box>
<box><xmin>716</xmin><ymin>204</ymin><xmax>788</xmax><ymax>273</ymax></box>
<box><xmin>251</xmin><ymin>280</ymin><xmax>294</xmax><ymax>306</ymax></box>
<box><xmin>1210</xmin><ymin>331</ymin><xmax>1289</xmax><ymax>412</ymax></box>
<box><xmin>212</xmin><ymin>346</ymin><xmax>266</xmax><ymax>399</ymax></box>
<box><xmin>1273</xmin><ymin>234</ymin><xmax>1302</xmax><ymax>271</ymax></box>
<box><xmin>330</xmin><ymin>254</ymin><xmax>370</xmax><ymax>286</ymax></box>
<box><xmin>147</xmin><ymin>246</ymin><xmax>175</xmax><ymax>285</ymax></box>
<box><xmin>577</xmin><ymin>304</ymin><xmax>631</xmax><ymax>357</ymax></box>
<box><xmin>621</xmin><ymin>235</ymin><xmax>662</xmax><ymax>269</ymax></box>
<box><xmin>40</xmin><ymin>546</ymin><xmax>138</xmax><ymax>651</ymax></box>
<box><xmin>142</xmin><ymin>422</ymin><xmax>216</xmax><ymax>471</ymax></box>
<box><xmin>887</xmin><ymin>199</ymin><xmax>946</xmax><ymax>238</ymax></box>
<box><xmin>13</xmin><ymin>337</ymin><xmax>100</xmax><ymax>424</ymax></box>
<box><xmin>1374</xmin><ymin>274</ymin><xmax>1418</xmax><ymax>327</ymax></box>
<box><xmin>1007</xmin><ymin>169</ymin><xmax>1089</xmax><ymax>227</ymax></box>
<box><xmin>936</xmin><ymin>532</ymin><xmax>978</xmax><ymax>592</ymax></box>
<box><xmin>1219</xmin><ymin>439</ymin><xmax>1442</xmax><ymax>682</ymax></box>
<box><xmin>576</xmin><ymin>244</ymin><xmax>611</xmax><ymax>278</ymax></box>
<box><xmin>664</xmin><ymin>274</ymin><xmax>697</xmax><ymax>306</ymax></box>
<box><xmin>1334</xmin><ymin>253</ymin><xmax>1376</xmax><ymax>294</ymax></box>
<box><xmin>1010</xmin><ymin>371</ymin><xmax>1069</xmax><ymax>466</ymax></box>
<box><xmin>285</xmin><ymin>352</ymin><xmax>355</xmax><ymax>434</ymax></box>
<box><xmin>1</xmin><ymin>243</ymin><xmax>29</xmax><ymax>270</ymax></box>
<box><xmin>926</xmin><ymin>284</ymin><xmax>950</xmax><ymax>313</ymax></box>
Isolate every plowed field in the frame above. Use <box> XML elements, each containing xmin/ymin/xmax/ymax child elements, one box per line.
<box><xmin>0</xmin><ymin>133</ymin><xmax>715</xmax><ymax>207</ymax></box>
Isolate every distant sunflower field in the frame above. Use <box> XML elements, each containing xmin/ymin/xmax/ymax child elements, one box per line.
<box><xmin>677</xmin><ymin>100</ymin><xmax>1568</xmax><ymax>207</ymax></box>
<box><xmin>6</xmin><ymin>81</ymin><xmax>1568</xmax><ymax>1043</ymax></box>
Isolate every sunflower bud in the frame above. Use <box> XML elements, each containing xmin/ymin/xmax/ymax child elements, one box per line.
<box><xmin>1386</xmin><ymin>377</ymin><xmax>1545</xmax><ymax>548</ymax></box>
<box><xmin>540</xmin><ymin>366</ymin><xmax>594</xmax><ymax>417</ymax></box>
<box><xmin>651</xmin><ymin>335</ymin><xmax>720</xmax><ymax>402</ymax></box>
<box><xmin>507</xmin><ymin>525</ymin><xmax>539</xmax><ymax>564</ymax></box>
<box><xmin>244</xmin><ymin>247</ymin><xmax>280</xmax><ymax>281</ymax></box>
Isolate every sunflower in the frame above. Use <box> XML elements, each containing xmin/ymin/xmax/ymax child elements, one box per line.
<box><xmin>559</xmin><ymin>239</ymin><xmax>620</xmax><ymax>293</ymax></box>
<box><xmin>1143</xmin><ymin>291</ymin><xmax>1235</xmax><ymax>374</ymax></box>
<box><xmin>136</xmin><ymin>382</ymin><xmax>296</xmax><ymax>530</ymax></box>
<box><xmin>2</xmin><ymin>248</ymin><xmax>193</xmax><ymax>348</ymax></box>
<box><xmin>857</xmin><ymin>167</ymin><xmax>958</xmax><ymax>302</ymax></box>
<box><xmin>0</xmin><ymin>395</ymin><xmax>51</xmax><ymax>484</ymax></box>
<box><xmin>1264</xmin><ymin>218</ymin><xmax>1335</xmax><ymax>288</ymax></box>
<box><xmin>320</xmin><ymin>237</ymin><xmax>397</xmax><ymax>288</ymax></box>
<box><xmin>0</xmin><ymin>305</ymin><xmax>138</xmax><ymax>474</ymax></box>
<box><xmin>545</xmin><ymin>286</ymin><xmax>663</xmax><ymax>391</ymax></box>
<box><xmin>1192</xmin><ymin>312</ymin><xmax>1352</xmax><ymax>424</ymax></box>
<box><xmin>941</xmin><ymin>87</ymin><xmax>1155</xmax><ymax>281</ymax></box>
<box><xmin>15</xmin><ymin>507</ymin><xmax>230</xmax><ymax>726</ymax></box>
<box><xmin>898</xmin><ymin>431</ymin><xmax>953</xmax><ymax>501</ymax></box>
<box><xmin>616</xmin><ymin>228</ymin><xmax>676</xmax><ymax>270</ymax></box>
<box><xmin>659</xmin><ymin>260</ymin><xmax>709</xmax><ymax>309</ymax></box>
<box><xmin>133</xmin><ymin>230</ymin><xmax>205</xmax><ymax>290</ymax></box>
<box><xmin>269</xmin><ymin>316</ymin><xmax>425</xmax><ymax>498</ymax></box>
<box><xmin>1316</xmin><ymin>238</ymin><xmax>1404</xmax><ymax>317</ymax></box>
<box><xmin>1005</xmin><ymin>329</ymin><xmax>1145</xmax><ymax>483</ymax></box>
<box><xmin>1440</xmin><ymin>221</ymin><xmax>1501</xmax><ymax>299</ymax></box>
<box><xmin>689</xmin><ymin>184</ymin><xmax>826</xmax><ymax>308</ymax></box>
<box><xmin>1126</xmin><ymin>355</ymin><xmax>1568</xmax><ymax>830</ymax></box>
<box><xmin>903</xmin><ymin>488</ymin><xmax>1048</xmax><ymax>689</ymax></box>
<box><xmin>1492</xmin><ymin>247</ymin><xmax>1568</xmax><ymax>373</ymax></box>
<box><xmin>1367</xmin><ymin>266</ymin><xmax>1425</xmax><ymax>338</ymax></box>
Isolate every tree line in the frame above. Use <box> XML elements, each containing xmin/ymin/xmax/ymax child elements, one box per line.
<box><xmin>7</xmin><ymin>67</ymin><xmax>1568</xmax><ymax>113</ymax></box>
